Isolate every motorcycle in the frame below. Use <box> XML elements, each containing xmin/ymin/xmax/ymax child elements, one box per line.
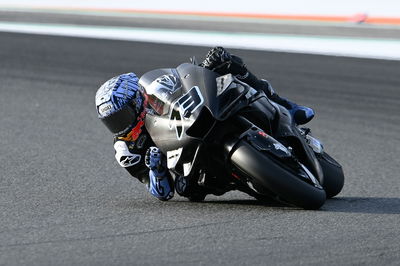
<box><xmin>139</xmin><ymin>60</ymin><xmax>344</xmax><ymax>209</ymax></box>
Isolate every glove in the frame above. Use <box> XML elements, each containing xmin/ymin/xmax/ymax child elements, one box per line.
<box><xmin>200</xmin><ymin>47</ymin><xmax>248</xmax><ymax>77</ymax></box>
<box><xmin>145</xmin><ymin>146</ymin><xmax>174</xmax><ymax>201</ymax></box>
<box><xmin>145</xmin><ymin>146</ymin><xmax>165</xmax><ymax>172</ymax></box>
<box><xmin>148</xmin><ymin>169</ymin><xmax>174</xmax><ymax>201</ymax></box>
<box><xmin>200</xmin><ymin>46</ymin><xmax>231</xmax><ymax>70</ymax></box>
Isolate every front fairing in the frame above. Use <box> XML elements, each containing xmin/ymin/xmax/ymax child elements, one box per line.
<box><xmin>140</xmin><ymin>63</ymin><xmax>250</xmax><ymax>124</ymax></box>
<box><xmin>139</xmin><ymin>64</ymin><xmax>214</xmax><ymax>152</ymax></box>
<box><xmin>140</xmin><ymin>63</ymin><xmax>251</xmax><ymax>176</ymax></box>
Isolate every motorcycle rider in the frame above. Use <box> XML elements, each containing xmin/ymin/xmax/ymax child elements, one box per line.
<box><xmin>95</xmin><ymin>47</ymin><xmax>315</xmax><ymax>201</ymax></box>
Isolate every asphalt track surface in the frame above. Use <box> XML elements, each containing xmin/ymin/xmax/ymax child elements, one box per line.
<box><xmin>1</xmin><ymin>32</ymin><xmax>400</xmax><ymax>266</ymax></box>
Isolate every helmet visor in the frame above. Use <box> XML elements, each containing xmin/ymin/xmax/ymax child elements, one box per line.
<box><xmin>100</xmin><ymin>104</ymin><xmax>138</xmax><ymax>135</ymax></box>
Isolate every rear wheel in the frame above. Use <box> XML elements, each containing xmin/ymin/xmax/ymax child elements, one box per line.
<box><xmin>230</xmin><ymin>140</ymin><xmax>326</xmax><ymax>209</ymax></box>
<box><xmin>317</xmin><ymin>152</ymin><xmax>345</xmax><ymax>198</ymax></box>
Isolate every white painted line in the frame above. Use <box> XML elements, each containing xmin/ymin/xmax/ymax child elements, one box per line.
<box><xmin>0</xmin><ymin>22</ymin><xmax>399</xmax><ymax>61</ymax></box>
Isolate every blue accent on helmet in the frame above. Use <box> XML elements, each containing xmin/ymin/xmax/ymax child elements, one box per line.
<box><xmin>111</xmin><ymin>74</ymin><xmax>138</xmax><ymax>109</ymax></box>
<box><xmin>95</xmin><ymin>72</ymin><xmax>140</xmax><ymax>118</ymax></box>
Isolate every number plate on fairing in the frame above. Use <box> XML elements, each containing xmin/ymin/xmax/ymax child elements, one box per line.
<box><xmin>168</xmin><ymin>86</ymin><xmax>204</xmax><ymax>140</ymax></box>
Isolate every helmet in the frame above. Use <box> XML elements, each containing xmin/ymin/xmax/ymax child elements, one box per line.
<box><xmin>95</xmin><ymin>73</ymin><xmax>143</xmax><ymax>136</ymax></box>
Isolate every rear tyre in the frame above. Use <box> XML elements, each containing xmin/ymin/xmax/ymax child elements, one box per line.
<box><xmin>317</xmin><ymin>152</ymin><xmax>345</xmax><ymax>198</ymax></box>
<box><xmin>230</xmin><ymin>140</ymin><xmax>326</xmax><ymax>209</ymax></box>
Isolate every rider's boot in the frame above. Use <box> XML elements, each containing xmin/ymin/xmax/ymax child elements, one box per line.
<box><xmin>269</xmin><ymin>92</ymin><xmax>315</xmax><ymax>125</ymax></box>
<box><xmin>265</xmin><ymin>82</ymin><xmax>314</xmax><ymax>125</ymax></box>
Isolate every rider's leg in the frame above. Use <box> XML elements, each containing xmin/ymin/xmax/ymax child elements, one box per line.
<box><xmin>260</xmin><ymin>79</ymin><xmax>314</xmax><ymax>125</ymax></box>
<box><xmin>242</xmin><ymin>74</ymin><xmax>315</xmax><ymax>125</ymax></box>
<box><xmin>212</xmin><ymin>51</ymin><xmax>315</xmax><ymax>125</ymax></box>
<box><xmin>200</xmin><ymin>47</ymin><xmax>314</xmax><ymax>125</ymax></box>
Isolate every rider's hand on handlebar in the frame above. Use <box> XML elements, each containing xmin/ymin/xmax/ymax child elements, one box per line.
<box><xmin>200</xmin><ymin>46</ymin><xmax>231</xmax><ymax>70</ymax></box>
<box><xmin>200</xmin><ymin>47</ymin><xmax>248</xmax><ymax>77</ymax></box>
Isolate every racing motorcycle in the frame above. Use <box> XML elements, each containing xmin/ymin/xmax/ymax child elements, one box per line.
<box><xmin>139</xmin><ymin>60</ymin><xmax>344</xmax><ymax>209</ymax></box>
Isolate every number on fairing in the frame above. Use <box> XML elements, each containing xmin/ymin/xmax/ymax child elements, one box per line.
<box><xmin>169</xmin><ymin>86</ymin><xmax>204</xmax><ymax>140</ymax></box>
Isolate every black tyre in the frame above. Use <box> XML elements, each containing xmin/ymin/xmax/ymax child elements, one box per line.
<box><xmin>317</xmin><ymin>152</ymin><xmax>345</xmax><ymax>198</ymax></box>
<box><xmin>188</xmin><ymin>192</ymin><xmax>207</xmax><ymax>202</ymax></box>
<box><xmin>230</xmin><ymin>140</ymin><xmax>326</xmax><ymax>209</ymax></box>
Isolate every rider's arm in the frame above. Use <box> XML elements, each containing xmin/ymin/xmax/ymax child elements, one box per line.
<box><xmin>200</xmin><ymin>47</ymin><xmax>315</xmax><ymax>125</ymax></box>
<box><xmin>113</xmin><ymin>131</ymin><xmax>174</xmax><ymax>200</ymax></box>
<box><xmin>113</xmin><ymin>130</ymin><xmax>154</xmax><ymax>184</ymax></box>
<box><xmin>200</xmin><ymin>46</ymin><xmax>274</xmax><ymax>97</ymax></box>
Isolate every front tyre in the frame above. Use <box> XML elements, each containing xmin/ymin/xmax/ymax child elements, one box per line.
<box><xmin>229</xmin><ymin>140</ymin><xmax>326</xmax><ymax>209</ymax></box>
<box><xmin>317</xmin><ymin>152</ymin><xmax>345</xmax><ymax>198</ymax></box>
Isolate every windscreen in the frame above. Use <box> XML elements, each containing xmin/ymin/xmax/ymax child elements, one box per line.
<box><xmin>142</xmin><ymin>71</ymin><xmax>182</xmax><ymax>116</ymax></box>
<box><xmin>215</xmin><ymin>74</ymin><xmax>249</xmax><ymax>120</ymax></box>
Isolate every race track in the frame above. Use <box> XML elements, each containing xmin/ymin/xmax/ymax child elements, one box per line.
<box><xmin>1</xmin><ymin>32</ymin><xmax>400</xmax><ymax>265</ymax></box>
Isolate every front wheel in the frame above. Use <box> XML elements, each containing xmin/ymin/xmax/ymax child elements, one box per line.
<box><xmin>229</xmin><ymin>140</ymin><xmax>326</xmax><ymax>209</ymax></box>
<box><xmin>317</xmin><ymin>152</ymin><xmax>345</xmax><ymax>198</ymax></box>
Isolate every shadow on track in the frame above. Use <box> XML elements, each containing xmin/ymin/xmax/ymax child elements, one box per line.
<box><xmin>199</xmin><ymin>197</ymin><xmax>400</xmax><ymax>214</ymax></box>
<box><xmin>203</xmin><ymin>199</ymin><xmax>287</xmax><ymax>208</ymax></box>
<box><xmin>323</xmin><ymin>197</ymin><xmax>400</xmax><ymax>214</ymax></box>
